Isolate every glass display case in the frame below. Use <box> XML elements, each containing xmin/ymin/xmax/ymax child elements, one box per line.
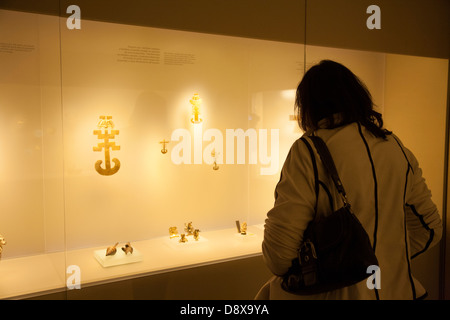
<box><xmin>0</xmin><ymin>1</ymin><xmax>448</xmax><ymax>299</ymax></box>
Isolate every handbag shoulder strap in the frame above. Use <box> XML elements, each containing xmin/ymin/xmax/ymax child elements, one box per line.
<box><xmin>300</xmin><ymin>137</ymin><xmax>319</xmax><ymax>212</ymax></box>
<box><xmin>308</xmin><ymin>135</ymin><xmax>350</xmax><ymax>208</ymax></box>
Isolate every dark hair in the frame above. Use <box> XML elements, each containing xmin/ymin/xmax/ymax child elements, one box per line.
<box><xmin>295</xmin><ymin>60</ymin><xmax>390</xmax><ymax>139</ymax></box>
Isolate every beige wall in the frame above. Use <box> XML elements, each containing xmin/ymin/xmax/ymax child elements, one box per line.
<box><xmin>383</xmin><ymin>54</ymin><xmax>449</xmax><ymax>299</ymax></box>
<box><xmin>384</xmin><ymin>55</ymin><xmax>448</xmax><ymax>215</ymax></box>
<box><xmin>1</xmin><ymin>0</ymin><xmax>448</xmax><ymax>59</ymax></box>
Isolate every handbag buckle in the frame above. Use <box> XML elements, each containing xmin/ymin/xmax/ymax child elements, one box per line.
<box><xmin>299</xmin><ymin>239</ymin><xmax>317</xmax><ymax>263</ymax></box>
<box><xmin>298</xmin><ymin>239</ymin><xmax>318</xmax><ymax>286</ymax></box>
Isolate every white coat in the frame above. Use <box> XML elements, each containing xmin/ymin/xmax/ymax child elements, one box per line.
<box><xmin>257</xmin><ymin>122</ymin><xmax>442</xmax><ymax>300</ymax></box>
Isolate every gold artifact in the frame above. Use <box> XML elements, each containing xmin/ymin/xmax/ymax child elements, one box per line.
<box><xmin>184</xmin><ymin>222</ymin><xmax>194</xmax><ymax>236</ymax></box>
<box><xmin>240</xmin><ymin>222</ymin><xmax>247</xmax><ymax>235</ymax></box>
<box><xmin>0</xmin><ymin>234</ymin><xmax>6</xmax><ymax>259</ymax></box>
<box><xmin>169</xmin><ymin>226</ymin><xmax>180</xmax><ymax>238</ymax></box>
<box><xmin>179</xmin><ymin>233</ymin><xmax>188</xmax><ymax>243</ymax></box>
<box><xmin>106</xmin><ymin>242</ymin><xmax>118</xmax><ymax>256</ymax></box>
<box><xmin>122</xmin><ymin>242</ymin><xmax>133</xmax><ymax>255</ymax></box>
<box><xmin>97</xmin><ymin>116</ymin><xmax>115</xmax><ymax>128</ymax></box>
<box><xmin>93</xmin><ymin>116</ymin><xmax>121</xmax><ymax>176</ymax></box>
<box><xmin>160</xmin><ymin>139</ymin><xmax>170</xmax><ymax>154</ymax></box>
<box><xmin>189</xmin><ymin>93</ymin><xmax>203</xmax><ymax>124</ymax></box>
<box><xmin>211</xmin><ymin>150</ymin><xmax>219</xmax><ymax>170</ymax></box>
<box><xmin>193</xmin><ymin>229</ymin><xmax>200</xmax><ymax>241</ymax></box>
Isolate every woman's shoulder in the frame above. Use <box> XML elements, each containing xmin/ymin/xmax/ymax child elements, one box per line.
<box><xmin>280</xmin><ymin>135</ymin><xmax>319</xmax><ymax>172</ymax></box>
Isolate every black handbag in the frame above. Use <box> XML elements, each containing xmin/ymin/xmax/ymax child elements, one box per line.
<box><xmin>282</xmin><ymin>135</ymin><xmax>378</xmax><ymax>295</ymax></box>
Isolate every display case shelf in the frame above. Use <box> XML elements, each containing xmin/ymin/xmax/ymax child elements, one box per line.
<box><xmin>0</xmin><ymin>225</ymin><xmax>263</xmax><ymax>299</ymax></box>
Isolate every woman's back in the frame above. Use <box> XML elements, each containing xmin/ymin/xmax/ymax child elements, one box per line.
<box><xmin>313</xmin><ymin>123</ymin><xmax>441</xmax><ymax>299</ymax></box>
<box><xmin>258</xmin><ymin>59</ymin><xmax>442</xmax><ymax>300</ymax></box>
<box><xmin>260</xmin><ymin>122</ymin><xmax>442</xmax><ymax>299</ymax></box>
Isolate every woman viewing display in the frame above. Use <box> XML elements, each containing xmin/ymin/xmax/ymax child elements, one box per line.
<box><xmin>257</xmin><ymin>60</ymin><xmax>442</xmax><ymax>300</ymax></box>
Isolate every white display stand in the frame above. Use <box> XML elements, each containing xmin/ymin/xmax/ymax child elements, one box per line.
<box><xmin>94</xmin><ymin>248</ymin><xmax>143</xmax><ymax>268</ymax></box>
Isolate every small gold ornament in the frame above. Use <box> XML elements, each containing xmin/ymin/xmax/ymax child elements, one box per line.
<box><xmin>106</xmin><ymin>242</ymin><xmax>119</xmax><ymax>256</ymax></box>
<box><xmin>240</xmin><ymin>222</ymin><xmax>247</xmax><ymax>235</ymax></box>
<box><xmin>193</xmin><ymin>229</ymin><xmax>200</xmax><ymax>241</ymax></box>
<box><xmin>179</xmin><ymin>233</ymin><xmax>188</xmax><ymax>243</ymax></box>
<box><xmin>184</xmin><ymin>222</ymin><xmax>194</xmax><ymax>236</ymax></box>
<box><xmin>122</xmin><ymin>242</ymin><xmax>133</xmax><ymax>255</ymax></box>
<box><xmin>169</xmin><ymin>226</ymin><xmax>180</xmax><ymax>238</ymax></box>
<box><xmin>211</xmin><ymin>150</ymin><xmax>219</xmax><ymax>170</ymax></box>
<box><xmin>190</xmin><ymin>93</ymin><xmax>203</xmax><ymax>124</ymax></box>
<box><xmin>97</xmin><ymin>115</ymin><xmax>115</xmax><ymax>129</ymax></box>
<box><xmin>160</xmin><ymin>139</ymin><xmax>170</xmax><ymax>154</ymax></box>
